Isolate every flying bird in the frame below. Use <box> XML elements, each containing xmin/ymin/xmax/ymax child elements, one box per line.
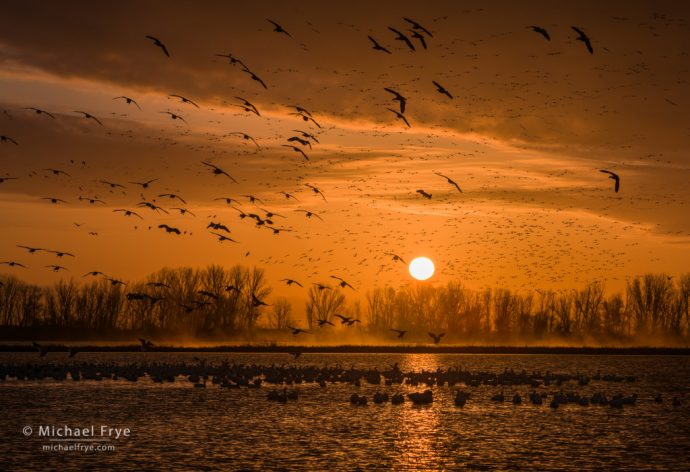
<box><xmin>432</xmin><ymin>81</ymin><xmax>453</xmax><ymax>99</ymax></box>
<box><xmin>0</xmin><ymin>135</ymin><xmax>18</xmax><ymax>145</ymax></box>
<box><xmin>288</xmin><ymin>326</ymin><xmax>307</xmax><ymax>335</ymax></box>
<box><xmin>403</xmin><ymin>17</ymin><xmax>433</xmax><ymax>37</ymax></box>
<box><xmin>388</xmin><ymin>27</ymin><xmax>415</xmax><ymax>51</ymax></box>
<box><xmin>428</xmin><ymin>332</ymin><xmax>445</xmax><ymax>344</ymax></box>
<box><xmin>384</xmin><ymin>252</ymin><xmax>407</xmax><ymax>264</ymax></box>
<box><xmin>215</xmin><ymin>53</ymin><xmax>247</xmax><ymax>68</ymax></box>
<box><xmin>367</xmin><ymin>36</ymin><xmax>391</xmax><ymax>54</ymax></box>
<box><xmin>600</xmin><ymin>170</ymin><xmax>620</xmax><ymax>193</ymax></box>
<box><xmin>391</xmin><ymin>328</ymin><xmax>407</xmax><ymax>339</ymax></box>
<box><xmin>0</xmin><ymin>176</ymin><xmax>18</xmax><ymax>183</ymax></box>
<box><xmin>387</xmin><ymin>108</ymin><xmax>410</xmax><ymax>127</ymax></box>
<box><xmin>45</xmin><ymin>264</ymin><xmax>69</xmax><ymax>272</ymax></box>
<box><xmin>210</xmin><ymin>232</ymin><xmax>237</xmax><ymax>243</ymax></box>
<box><xmin>267</xmin><ymin>19</ymin><xmax>292</xmax><ymax>37</ymax></box>
<box><xmin>169</xmin><ymin>94</ymin><xmax>199</xmax><ymax>108</ymax></box>
<box><xmin>160</xmin><ymin>111</ymin><xmax>188</xmax><ymax>124</ymax></box>
<box><xmin>41</xmin><ymin>197</ymin><xmax>68</xmax><ymax>204</ymax></box>
<box><xmin>227</xmin><ymin>132</ymin><xmax>260</xmax><ymax>149</ymax></box>
<box><xmin>296</xmin><ymin>209</ymin><xmax>323</xmax><ymax>221</ymax></box>
<box><xmin>113</xmin><ymin>209</ymin><xmax>143</xmax><ymax>219</ymax></box>
<box><xmin>201</xmin><ymin>161</ymin><xmax>238</xmax><ymax>183</ymax></box>
<box><xmin>145</xmin><ymin>35</ymin><xmax>169</xmax><ymax>57</ymax></box>
<box><xmin>49</xmin><ymin>250</ymin><xmax>75</xmax><ymax>258</ymax></box>
<box><xmin>572</xmin><ymin>26</ymin><xmax>593</xmax><ymax>54</ymax></box>
<box><xmin>330</xmin><ymin>276</ymin><xmax>355</xmax><ymax>290</ymax></box>
<box><xmin>384</xmin><ymin>88</ymin><xmax>407</xmax><ymax>113</ymax></box>
<box><xmin>234</xmin><ymin>97</ymin><xmax>260</xmax><ymax>116</ymax></box>
<box><xmin>282</xmin><ymin>145</ymin><xmax>310</xmax><ymax>161</ymax></box>
<box><xmin>158</xmin><ymin>193</ymin><xmax>187</xmax><ymax>204</ymax></box>
<box><xmin>100</xmin><ymin>180</ymin><xmax>127</xmax><ymax>189</ymax></box>
<box><xmin>292</xmin><ymin>130</ymin><xmax>320</xmax><ymax>143</ymax></box>
<box><xmin>281</xmin><ymin>279</ymin><xmax>304</xmax><ymax>287</ymax></box>
<box><xmin>158</xmin><ymin>224</ymin><xmax>181</xmax><ymax>235</ymax></box>
<box><xmin>278</xmin><ymin>191</ymin><xmax>300</xmax><ymax>201</ymax></box>
<box><xmin>17</xmin><ymin>245</ymin><xmax>45</xmax><ymax>254</ymax></box>
<box><xmin>137</xmin><ymin>201</ymin><xmax>169</xmax><ymax>214</ymax></box>
<box><xmin>252</xmin><ymin>294</ymin><xmax>270</xmax><ymax>307</ymax></box>
<box><xmin>305</xmin><ymin>184</ymin><xmax>326</xmax><ymax>201</ymax></box>
<box><xmin>416</xmin><ymin>190</ymin><xmax>432</xmax><ymax>199</ymax></box>
<box><xmin>1</xmin><ymin>261</ymin><xmax>27</xmax><ymax>268</ymax></box>
<box><xmin>529</xmin><ymin>25</ymin><xmax>551</xmax><ymax>40</ymax></box>
<box><xmin>242</xmin><ymin>68</ymin><xmax>268</xmax><ymax>89</ymax></box>
<box><xmin>74</xmin><ymin>111</ymin><xmax>103</xmax><ymax>126</ymax></box>
<box><xmin>317</xmin><ymin>319</ymin><xmax>335</xmax><ymax>327</ymax></box>
<box><xmin>130</xmin><ymin>178</ymin><xmax>158</xmax><ymax>189</ymax></box>
<box><xmin>409</xmin><ymin>30</ymin><xmax>427</xmax><ymax>49</ymax></box>
<box><xmin>435</xmin><ymin>172</ymin><xmax>463</xmax><ymax>193</ymax></box>
<box><xmin>113</xmin><ymin>96</ymin><xmax>142</xmax><ymax>110</ymax></box>
<box><xmin>25</xmin><ymin>107</ymin><xmax>55</xmax><ymax>119</ymax></box>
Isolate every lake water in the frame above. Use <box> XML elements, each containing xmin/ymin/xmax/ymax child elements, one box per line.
<box><xmin>1</xmin><ymin>353</ymin><xmax>689</xmax><ymax>471</ymax></box>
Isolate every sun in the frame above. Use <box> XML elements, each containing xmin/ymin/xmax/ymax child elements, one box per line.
<box><xmin>409</xmin><ymin>257</ymin><xmax>435</xmax><ymax>281</ymax></box>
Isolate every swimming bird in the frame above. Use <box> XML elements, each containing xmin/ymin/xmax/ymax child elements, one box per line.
<box><xmin>384</xmin><ymin>252</ymin><xmax>407</xmax><ymax>264</ymax></box>
<box><xmin>435</xmin><ymin>172</ymin><xmax>462</xmax><ymax>192</ymax></box>
<box><xmin>25</xmin><ymin>107</ymin><xmax>55</xmax><ymax>119</ymax></box>
<box><xmin>391</xmin><ymin>328</ymin><xmax>407</xmax><ymax>339</ymax></box>
<box><xmin>0</xmin><ymin>135</ymin><xmax>18</xmax><ymax>145</ymax></box>
<box><xmin>600</xmin><ymin>170</ymin><xmax>620</xmax><ymax>192</ymax></box>
<box><xmin>113</xmin><ymin>96</ymin><xmax>142</xmax><ymax>110</ymax></box>
<box><xmin>267</xmin><ymin>19</ymin><xmax>291</xmax><ymax>37</ymax></box>
<box><xmin>74</xmin><ymin>111</ymin><xmax>103</xmax><ymax>126</ymax></box>
<box><xmin>416</xmin><ymin>189</ymin><xmax>432</xmax><ymax>199</ymax></box>
<box><xmin>388</xmin><ymin>27</ymin><xmax>415</xmax><ymax>51</ymax></box>
<box><xmin>201</xmin><ymin>161</ymin><xmax>238</xmax><ymax>183</ymax></box>
<box><xmin>368</xmin><ymin>36</ymin><xmax>391</xmax><ymax>54</ymax></box>
<box><xmin>158</xmin><ymin>224</ymin><xmax>181</xmax><ymax>235</ymax></box>
<box><xmin>384</xmin><ymin>88</ymin><xmax>407</xmax><ymax>113</ymax></box>
<box><xmin>160</xmin><ymin>111</ymin><xmax>188</xmax><ymax>124</ymax></box>
<box><xmin>428</xmin><ymin>332</ymin><xmax>445</xmax><ymax>344</ymax></box>
<box><xmin>145</xmin><ymin>35</ymin><xmax>169</xmax><ymax>57</ymax></box>
<box><xmin>169</xmin><ymin>94</ymin><xmax>199</xmax><ymax>108</ymax></box>
<box><xmin>387</xmin><ymin>108</ymin><xmax>410</xmax><ymax>127</ymax></box>
<box><xmin>572</xmin><ymin>26</ymin><xmax>593</xmax><ymax>54</ymax></box>
<box><xmin>432</xmin><ymin>81</ymin><xmax>453</xmax><ymax>99</ymax></box>
<box><xmin>403</xmin><ymin>17</ymin><xmax>433</xmax><ymax>37</ymax></box>
<box><xmin>529</xmin><ymin>25</ymin><xmax>550</xmax><ymax>41</ymax></box>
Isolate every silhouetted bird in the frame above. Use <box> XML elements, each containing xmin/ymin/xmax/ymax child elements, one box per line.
<box><xmin>572</xmin><ymin>26</ymin><xmax>593</xmax><ymax>54</ymax></box>
<box><xmin>529</xmin><ymin>26</ymin><xmax>551</xmax><ymax>40</ymax></box>
<box><xmin>145</xmin><ymin>36</ymin><xmax>169</xmax><ymax>57</ymax></box>
<box><xmin>432</xmin><ymin>81</ymin><xmax>453</xmax><ymax>99</ymax></box>
<box><xmin>416</xmin><ymin>189</ymin><xmax>432</xmax><ymax>199</ymax></box>
<box><xmin>428</xmin><ymin>332</ymin><xmax>445</xmax><ymax>344</ymax></box>
<box><xmin>435</xmin><ymin>172</ymin><xmax>462</xmax><ymax>192</ymax></box>
<box><xmin>600</xmin><ymin>169</ymin><xmax>620</xmax><ymax>192</ymax></box>
<box><xmin>368</xmin><ymin>36</ymin><xmax>391</xmax><ymax>54</ymax></box>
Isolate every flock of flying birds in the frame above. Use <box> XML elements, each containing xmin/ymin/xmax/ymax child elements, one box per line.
<box><xmin>0</xmin><ymin>15</ymin><xmax>632</xmax><ymax>333</ymax></box>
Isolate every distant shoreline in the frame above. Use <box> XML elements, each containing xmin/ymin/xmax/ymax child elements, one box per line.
<box><xmin>1</xmin><ymin>345</ymin><xmax>689</xmax><ymax>355</ymax></box>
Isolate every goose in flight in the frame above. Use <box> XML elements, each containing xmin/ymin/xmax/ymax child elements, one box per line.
<box><xmin>1</xmin><ymin>135</ymin><xmax>18</xmax><ymax>145</ymax></box>
<box><xmin>267</xmin><ymin>19</ymin><xmax>291</xmax><ymax>37</ymax></box>
<box><xmin>46</xmin><ymin>264</ymin><xmax>69</xmax><ymax>272</ymax></box>
<box><xmin>281</xmin><ymin>278</ymin><xmax>304</xmax><ymax>287</ymax></box>
<box><xmin>79</xmin><ymin>196</ymin><xmax>105</xmax><ymax>204</ymax></box>
<box><xmin>25</xmin><ymin>107</ymin><xmax>55</xmax><ymax>119</ymax></box>
<box><xmin>368</xmin><ymin>36</ymin><xmax>391</xmax><ymax>54</ymax></box>
<box><xmin>384</xmin><ymin>88</ymin><xmax>407</xmax><ymax>113</ymax></box>
<box><xmin>330</xmin><ymin>275</ymin><xmax>356</xmax><ymax>290</ymax></box>
<box><xmin>278</xmin><ymin>191</ymin><xmax>300</xmax><ymax>201</ymax></box>
<box><xmin>147</xmin><ymin>281</ymin><xmax>171</xmax><ymax>289</ymax></box>
<box><xmin>210</xmin><ymin>232</ymin><xmax>237</xmax><ymax>243</ymax></box>
<box><xmin>529</xmin><ymin>26</ymin><xmax>550</xmax><ymax>40</ymax></box>
<box><xmin>429</xmin><ymin>332</ymin><xmax>445</xmax><ymax>344</ymax></box>
<box><xmin>252</xmin><ymin>294</ymin><xmax>270</xmax><ymax>307</ymax></box>
<box><xmin>391</xmin><ymin>328</ymin><xmax>407</xmax><ymax>339</ymax></box>
<box><xmin>74</xmin><ymin>111</ymin><xmax>103</xmax><ymax>126</ymax></box>
<box><xmin>160</xmin><ymin>111</ymin><xmax>188</xmax><ymax>124</ymax></box>
<box><xmin>403</xmin><ymin>17</ymin><xmax>433</xmax><ymax>37</ymax></box>
<box><xmin>43</xmin><ymin>168</ymin><xmax>71</xmax><ymax>177</ymax></box>
<box><xmin>293</xmin><ymin>129</ymin><xmax>320</xmax><ymax>143</ymax></box>
<box><xmin>130</xmin><ymin>178</ymin><xmax>158</xmax><ymax>189</ymax></box>
<box><xmin>100</xmin><ymin>180</ymin><xmax>127</xmax><ymax>189</ymax></box>
<box><xmin>572</xmin><ymin>26</ymin><xmax>593</xmax><ymax>54</ymax></box>
<box><xmin>1</xmin><ymin>261</ymin><xmax>27</xmax><ymax>268</ymax></box>
<box><xmin>113</xmin><ymin>96</ymin><xmax>142</xmax><ymax>110</ymax></box>
<box><xmin>113</xmin><ymin>209</ymin><xmax>143</xmax><ymax>219</ymax></box>
<box><xmin>416</xmin><ymin>189</ymin><xmax>432</xmax><ymax>199</ymax></box>
<box><xmin>242</xmin><ymin>194</ymin><xmax>264</xmax><ymax>204</ymax></box>
<box><xmin>313</xmin><ymin>283</ymin><xmax>331</xmax><ymax>291</ymax></box>
<box><xmin>334</xmin><ymin>314</ymin><xmax>355</xmax><ymax>324</ymax></box>
<box><xmin>158</xmin><ymin>193</ymin><xmax>187</xmax><ymax>204</ymax></box>
<box><xmin>282</xmin><ymin>144</ymin><xmax>310</xmax><ymax>161</ymax></box>
<box><xmin>215</xmin><ymin>53</ymin><xmax>247</xmax><ymax>68</ymax></box>
<box><xmin>288</xmin><ymin>326</ymin><xmax>307</xmax><ymax>335</ymax></box>
<box><xmin>105</xmin><ymin>277</ymin><xmax>127</xmax><ymax>286</ymax></box>
<box><xmin>409</xmin><ymin>30</ymin><xmax>427</xmax><ymax>49</ymax></box>
<box><xmin>48</xmin><ymin>250</ymin><xmax>75</xmax><ymax>258</ymax></box>
<box><xmin>171</xmin><ymin>207</ymin><xmax>195</xmax><ymax>217</ymax></box>
<box><xmin>214</xmin><ymin>197</ymin><xmax>241</xmax><ymax>205</ymax></box>
<box><xmin>169</xmin><ymin>94</ymin><xmax>199</xmax><ymax>108</ymax></box>
<box><xmin>435</xmin><ymin>172</ymin><xmax>462</xmax><ymax>193</ymax></box>
<box><xmin>0</xmin><ymin>176</ymin><xmax>18</xmax><ymax>183</ymax></box>
<box><xmin>234</xmin><ymin>97</ymin><xmax>260</xmax><ymax>116</ymax></box>
<box><xmin>145</xmin><ymin>35</ymin><xmax>169</xmax><ymax>57</ymax></box>
<box><xmin>137</xmin><ymin>201</ymin><xmax>169</xmax><ymax>214</ymax></box>
<box><xmin>201</xmin><ymin>161</ymin><xmax>238</xmax><ymax>183</ymax></box>
<box><xmin>289</xmin><ymin>111</ymin><xmax>321</xmax><ymax>128</ymax></box>
<box><xmin>600</xmin><ymin>170</ymin><xmax>620</xmax><ymax>192</ymax></box>
<box><xmin>41</xmin><ymin>197</ymin><xmax>68</xmax><ymax>204</ymax></box>
<box><xmin>242</xmin><ymin>67</ymin><xmax>268</xmax><ymax>89</ymax></box>
<box><xmin>226</xmin><ymin>132</ymin><xmax>260</xmax><ymax>149</ymax></box>
<box><xmin>317</xmin><ymin>319</ymin><xmax>335</xmax><ymax>327</ymax></box>
<box><xmin>305</xmin><ymin>184</ymin><xmax>326</xmax><ymax>201</ymax></box>
<box><xmin>207</xmin><ymin>222</ymin><xmax>230</xmax><ymax>232</ymax></box>
<box><xmin>387</xmin><ymin>108</ymin><xmax>410</xmax><ymax>127</ymax></box>
<box><xmin>296</xmin><ymin>209</ymin><xmax>323</xmax><ymax>221</ymax></box>
<box><xmin>83</xmin><ymin>270</ymin><xmax>107</xmax><ymax>278</ymax></box>
<box><xmin>287</xmin><ymin>136</ymin><xmax>311</xmax><ymax>148</ymax></box>
<box><xmin>158</xmin><ymin>224</ymin><xmax>181</xmax><ymax>234</ymax></box>
<box><xmin>385</xmin><ymin>252</ymin><xmax>407</xmax><ymax>264</ymax></box>
<box><xmin>432</xmin><ymin>81</ymin><xmax>453</xmax><ymax>99</ymax></box>
<box><xmin>388</xmin><ymin>27</ymin><xmax>415</xmax><ymax>51</ymax></box>
<box><xmin>17</xmin><ymin>245</ymin><xmax>45</xmax><ymax>254</ymax></box>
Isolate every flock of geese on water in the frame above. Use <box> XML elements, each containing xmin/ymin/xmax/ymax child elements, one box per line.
<box><xmin>0</xmin><ymin>358</ymin><xmax>682</xmax><ymax>409</ymax></box>
<box><xmin>2</xmin><ymin>16</ymin><xmax>625</xmax><ymax>304</ymax></box>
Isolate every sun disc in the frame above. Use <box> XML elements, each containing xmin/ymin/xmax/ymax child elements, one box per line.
<box><xmin>409</xmin><ymin>257</ymin><xmax>435</xmax><ymax>281</ymax></box>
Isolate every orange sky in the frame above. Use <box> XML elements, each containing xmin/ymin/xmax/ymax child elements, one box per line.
<box><xmin>1</xmin><ymin>1</ymin><xmax>689</xmax><ymax>314</ymax></box>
